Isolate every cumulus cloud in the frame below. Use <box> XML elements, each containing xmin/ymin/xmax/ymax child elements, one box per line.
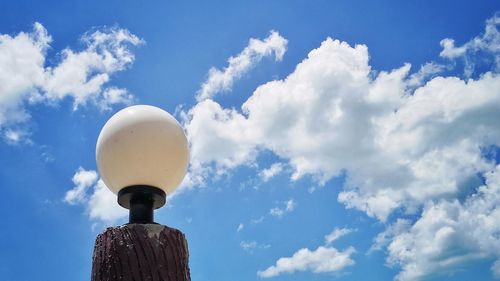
<box><xmin>374</xmin><ymin>165</ymin><xmax>500</xmax><ymax>281</ymax></box>
<box><xmin>185</xmin><ymin>14</ymin><xmax>500</xmax><ymax>219</ymax></box>
<box><xmin>0</xmin><ymin>23</ymin><xmax>49</xmax><ymax>131</ymax></box>
<box><xmin>493</xmin><ymin>259</ymin><xmax>500</xmax><ymax>279</ymax></box>
<box><xmin>64</xmin><ymin>167</ymin><xmax>98</xmax><ymax>205</ymax></box>
<box><xmin>41</xmin><ymin>26</ymin><xmax>142</xmax><ymax>108</ymax></box>
<box><xmin>269</xmin><ymin>199</ymin><xmax>295</xmax><ymax>218</ymax></box>
<box><xmin>324</xmin><ymin>227</ymin><xmax>354</xmax><ymax>245</ymax></box>
<box><xmin>237</xmin><ymin>223</ymin><xmax>244</xmax><ymax>232</ymax></box>
<box><xmin>185</xmin><ymin>36</ymin><xmax>500</xmax><ymax>221</ymax></box>
<box><xmin>258</xmin><ymin>227</ymin><xmax>355</xmax><ymax>278</ymax></box>
<box><xmin>258</xmin><ymin>246</ymin><xmax>355</xmax><ymax>278</ymax></box>
<box><xmin>184</xmin><ymin>38</ymin><xmax>374</xmax><ymax>184</ymax></box>
<box><xmin>440</xmin><ymin>13</ymin><xmax>499</xmax><ymax>59</ymax></box>
<box><xmin>240</xmin><ymin>241</ymin><xmax>258</xmax><ymax>251</ymax></box>
<box><xmin>183</xmin><ymin>14</ymin><xmax>500</xmax><ymax>279</ymax></box>
<box><xmin>406</xmin><ymin>62</ymin><xmax>446</xmax><ymax>88</ymax></box>
<box><xmin>368</xmin><ymin>219</ymin><xmax>411</xmax><ymax>254</ymax></box>
<box><xmin>440</xmin><ymin>12</ymin><xmax>499</xmax><ymax>76</ymax></box>
<box><xmin>251</xmin><ymin>216</ymin><xmax>265</xmax><ymax>224</ymax></box>
<box><xmin>259</xmin><ymin>163</ymin><xmax>284</xmax><ymax>182</ymax></box>
<box><xmin>87</xmin><ymin>179</ymin><xmax>128</xmax><ymax>223</ymax></box>
<box><xmin>97</xmin><ymin>87</ymin><xmax>135</xmax><ymax>112</ymax></box>
<box><xmin>2</xmin><ymin>129</ymin><xmax>32</xmax><ymax>145</ymax></box>
<box><xmin>64</xmin><ymin>168</ymin><xmax>127</xmax><ymax>225</ymax></box>
<box><xmin>0</xmin><ymin>23</ymin><xmax>142</xmax><ymax>143</ymax></box>
<box><xmin>183</xmin><ymin>99</ymin><xmax>258</xmax><ymax>182</ymax></box>
<box><xmin>240</xmin><ymin>241</ymin><xmax>271</xmax><ymax>252</ymax></box>
<box><xmin>196</xmin><ymin>31</ymin><xmax>287</xmax><ymax>101</ymax></box>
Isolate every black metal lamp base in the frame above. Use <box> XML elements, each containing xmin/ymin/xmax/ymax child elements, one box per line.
<box><xmin>118</xmin><ymin>185</ymin><xmax>166</xmax><ymax>224</ymax></box>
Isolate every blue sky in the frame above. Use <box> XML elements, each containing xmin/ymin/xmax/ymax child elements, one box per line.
<box><xmin>0</xmin><ymin>1</ymin><xmax>499</xmax><ymax>281</ymax></box>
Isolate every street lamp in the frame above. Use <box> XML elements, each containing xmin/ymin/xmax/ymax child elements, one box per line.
<box><xmin>96</xmin><ymin>104</ymin><xmax>189</xmax><ymax>223</ymax></box>
<box><xmin>91</xmin><ymin>105</ymin><xmax>191</xmax><ymax>281</ymax></box>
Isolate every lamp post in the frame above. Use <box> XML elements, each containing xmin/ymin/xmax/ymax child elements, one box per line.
<box><xmin>91</xmin><ymin>105</ymin><xmax>191</xmax><ymax>281</ymax></box>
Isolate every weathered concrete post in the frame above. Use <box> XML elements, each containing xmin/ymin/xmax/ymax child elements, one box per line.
<box><xmin>93</xmin><ymin>105</ymin><xmax>191</xmax><ymax>281</ymax></box>
<box><xmin>91</xmin><ymin>224</ymin><xmax>190</xmax><ymax>281</ymax></box>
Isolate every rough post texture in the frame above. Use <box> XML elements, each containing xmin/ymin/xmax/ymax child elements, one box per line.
<box><xmin>91</xmin><ymin>224</ymin><xmax>191</xmax><ymax>281</ymax></box>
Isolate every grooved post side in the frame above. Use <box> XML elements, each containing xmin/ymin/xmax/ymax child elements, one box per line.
<box><xmin>91</xmin><ymin>224</ymin><xmax>191</xmax><ymax>281</ymax></box>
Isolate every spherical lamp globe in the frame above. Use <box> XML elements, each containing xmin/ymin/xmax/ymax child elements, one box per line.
<box><xmin>96</xmin><ymin>105</ymin><xmax>189</xmax><ymax>218</ymax></box>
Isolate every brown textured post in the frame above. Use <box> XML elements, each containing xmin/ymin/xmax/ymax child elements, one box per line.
<box><xmin>91</xmin><ymin>224</ymin><xmax>191</xmax><ymax>281</ymax></box>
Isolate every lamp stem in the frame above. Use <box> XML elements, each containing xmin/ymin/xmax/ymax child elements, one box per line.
<box><xmin>117</xmin><ymin>185</ymin><xmax>166</xmax><ymax>224</ymax></box>
<box><xmin>129</xmin><ymin>195</ymin><xmax>154</xmax><ymax>224</ymax></box>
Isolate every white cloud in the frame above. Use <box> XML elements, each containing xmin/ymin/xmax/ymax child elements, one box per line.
<box><xmin>0</xmin><ymin>23</ymin><xmax>142</xmax><ymax>143</ymax></box>
<box><xmin>87</xmin><ymin>179</ymin><xmax>127</xmax><ymax>223</ymax></box>
<box><xmin>185</xmin><ymin>16</ymin><xmax>500</xmax><ymax>222</ymax></box>
<box><xmin>64</xmin><ymin>168</ymin><xmax>127</xmax><ymax>225</ymax></box>
<box><xmin>258</xmin><ymin>227</ymin><xmax>355</xmax><ymax>278</ymax></box>
<box><xmin>372</xmin><ymin>165</ymin><xmax>500</xmax><ymax>281</ymax></box>
<box><xmin>0</xmin><ymin>23</ymin><xmax>49</xmax><ymax>130</ymax></box>
<box><xmin>196</xmin><ymin>30</ymin><xmax>287</xmax><ymax>101</ymax></box>
<box><xmin>251</xmin><ymin>216</ymin><xmax>265</xmax><ymax>224</ymax></box>
<box><xmin>2</xmin><ymin>129</ymin><xmax>31</xmax><ymax>145</ymax></box>
<box><xmin>259</xmin><ymin>163</ymin><xmax>284</xmax><ymax>182</ymax></box>
<box><xmin>184</xmin><ymin>37</ymin><xmax>375</xmax><ymax>185</ymax></box>
<box><xmin>183</xmin><ymin>99</ymin><xmax>258</xmax><ymax>181</ymax></box>
<box><xmin>324</xmin><ymin>227</ymin><xmax>354</xmax><ymax>245</ymax></box>
<box><xmin>492</xmin><ymin>259</ymin><xmax>500</xmax><ymax>278</ymax></box>
<box><xmin>406</xmin><ymin>62</ymin><xmax>446</xmax><ymax>88</ymax></box>
<box><xmin>240</xmin><ymin>240</ymin><xmax>271</xmax><ymax>252</ymax></box>
<box><xmin>439</xmin><ymin>39</ymin><xmax>468</xmax><ymax>59</ymax></box>
<box><xmin>186</xmin><ymin>35</ymin><xmax>500</xmax><ymax>221</ymax></box>
<box><xmin>258</xmin><ymin>246</ymin><xmax>355</xmax><ymax>278</ymax></box>
<box><xmin>237</xmin><ymin>223</ymin><xmax>244</xmax><ymax>232</ymax></box>
<box><xmin>269</xmin><ymin>199</ymin><xmax>295</xmax><ymax>218</ymax></box>
<box><xmin>64</xmin><ymin>167</ymin><xmax>98</xmax><ymax>205</ymax></box>
<box><xmin>42</xmin><ymin>27</ymin><xmax>143</xmax><ymax>109</ymax></box>
<box><xmin>184</xmin><ymin>14</ymin><xmax>500</xmax><ymax>280</ymax></box>
<box><xmin>241</xmin><ymin>241</ymin><xmax>257</xmax><ymax>250</ymax></box>
<box><xmin>440</xmin><ymin>13</ymin><xmax>499</xmax><ymax>76</ymax></box>
<box><xmin>368</xmin><ymin>219</ymin><xmax>411</xmax><ymax>254</ymax></box>
<box><xmin>97</xmin><ymin>87</ymin><xmax>135</xmax><ymax>112</ymax></box>
<box><xmin>440</xmin><ymin>13</ymin><xmax>499</xmax><ymax>59</ymax></box>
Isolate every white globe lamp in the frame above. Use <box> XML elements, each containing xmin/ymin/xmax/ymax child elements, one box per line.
<box><xmin>96</xmin><ymin>105</ymin><xmax>189</xmax><ymax>223</ymax></box>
